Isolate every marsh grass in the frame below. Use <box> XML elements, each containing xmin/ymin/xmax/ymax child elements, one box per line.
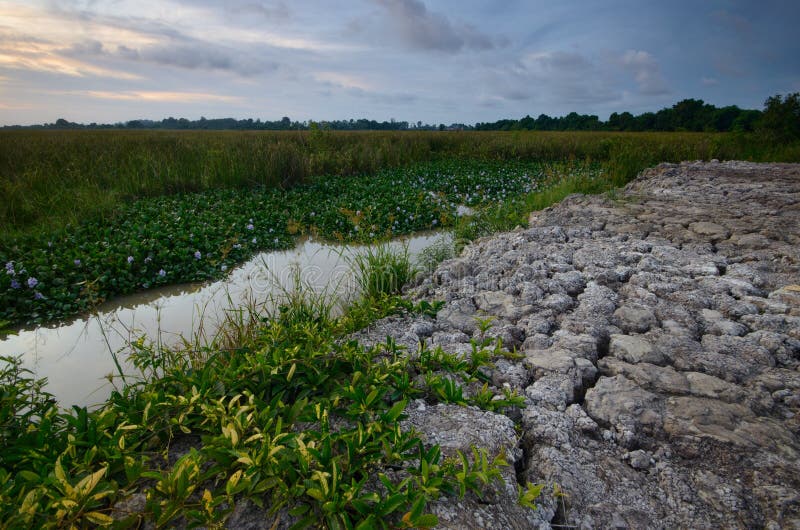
<box><xmin>2</xmin><ymin>129</ymin><xmax>798</xmax><ymax>241</ymax></box>
<box><xmin>415</xmin><ymin>234</ymin><xmax>456</xmax><ymax>275</ymax></box>
<box><xmin>348</xmin><ymin>243</ymin><xmax>415</xmax><ymax>299</ymax></box>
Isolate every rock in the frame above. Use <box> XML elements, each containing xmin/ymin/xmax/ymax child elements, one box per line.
<box><xmin>345</xmin><ymin>161</ymin><xmax>800</xmax><ymax>530</ymax></box>
<box><xmin>410</xmin><ymin>319</ymin><xmax>435</xmax><ymax>337</ymax></box>
<box><xmin>688</xmin><ymin>221</ymin><xmax>730</xmax><ymax>241</ymax></box>
<box><xmin>625</xmin><ymin>449</ymin><xmax>653</xmax><ymax>470</ymax></box>
<box><xmin>613</xmin><ymin>305</ymin><xmax>658</xmax><ymax>334</ymax></box>
<box><xmin>584</xmin><ymin>375</ymin><xmax>664</xmax><ymax>447</ymax></box>
<box><xmin>609</xmin><ymin>334</ymin><xmax>667</xmax><ymax>365</ymax></box>
<box><xmin>474</xmin><ymin>290</ymin><xmax>532</xmax><ymax>322</ymax></box>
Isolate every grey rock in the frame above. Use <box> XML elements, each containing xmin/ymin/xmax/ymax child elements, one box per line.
<box><xmin>584</xmin><ymin>375</ymin><xmax>664</xmax><ymax>447</ymax></box>
<box><xmin>347</xmin><ymin>161</ymin><xmax>800</xmax><ymax>530</ymax></box>
<box><xmin>609</xmin><ymin>334</ymin><xmax>667</xmax><ymax>365</ymax></box>
<box><xmin>613</xmin><ymin>305</ymin><xmax>658</xmax><ymax>334</ymax></box>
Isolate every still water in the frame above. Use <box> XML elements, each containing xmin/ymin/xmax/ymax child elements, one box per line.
<box><xmin>0</xmin><ymin>233</ymin><xmax>448</xmax><ymax>408</ymax></box>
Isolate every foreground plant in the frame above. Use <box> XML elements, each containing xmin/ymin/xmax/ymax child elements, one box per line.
<box><xmin>0</xmin><ymin>290</ymin><xmax>535</xmax><ymax>528</ymax></box>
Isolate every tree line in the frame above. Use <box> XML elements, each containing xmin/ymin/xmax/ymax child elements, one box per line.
<box><xmin>475</xmin><ymin>95</ymin><xmax>798</xmax><ymax>134</ymax></box>
<box><xmin>4</xmin><ymin>94</ymin><xmax>798</xmax><ymax>138</ymax></box>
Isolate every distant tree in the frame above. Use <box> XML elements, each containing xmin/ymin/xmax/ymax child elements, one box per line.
<box><xmin>758</xmin><ymin>93</ymin><xmax>800</xmax><ymax>140</ymax></box>
<box><xmin>731</xmin><ymin>109</ymin><xmax>761</xmax><ymax>132</ymax></box>
<box><xmin>634</xmin><ymin>112</ymin><xmax>656</xmax><ymax>131</ymax></box>
<box><xmin>710</xmin><ymin>106</ymin><xmax>742</xmax><ymax>132</ymax></box>
<box><xmin>671</xmin><ymin>99</ymin><xmax>715</xmax><ymax>131</ymax></box>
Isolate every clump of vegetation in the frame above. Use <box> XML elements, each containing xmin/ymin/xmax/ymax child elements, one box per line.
<box><xmin>0</xmin><ymin>278</ymin><xmax>531</xmax><ymax>528</ymax></box>
<box><xmin>416</xmin><ymin>235</ymin><xmax>456</xmax><ymax>275</ymax></box>
<box><xmin>349</xmin><ymin>243</ymin><xmax>415</xmax><ymax>299</ymax></box>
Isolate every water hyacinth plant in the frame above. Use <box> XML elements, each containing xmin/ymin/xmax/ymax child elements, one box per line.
<box><xmin>1</xmin><ymin>159</ymin><xmax>576</xmax><ymax>327</ymax></box>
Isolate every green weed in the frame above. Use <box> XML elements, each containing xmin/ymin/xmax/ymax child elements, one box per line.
<box><xmin>349</xmin><ymin>243</ymin><xmax>415</xmax><ymax>299</ymax></box>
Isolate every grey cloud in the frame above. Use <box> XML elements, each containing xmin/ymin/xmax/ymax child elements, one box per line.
<box><xmin>135</xmin><ymin>44</ymin><xmax>278</xmax><ymax>76</ymax></box>
<box><xmin>367</xmin><ymin>91</ymin><xmax>417</xmax><ymax>105</ymax></box>
<box><xmin>526</xmin><ymin>51</ymin><xmax>592</xmax><ymax>73</ymax></box>
<box><xmin>236</xmin><ymin>1</ymin><xmax>291</xmax><ymax>20</ymax></box>
<box><xmin>371</xmin><ymin>0</ymin><xmax>496</xmax><ymax>53</ymax></box>
<box><xmin>315</xmin><ymin>77</ymin><xmax>417</xmax><ymax>105</ymax></box>
<box><xmin>502</xmin><ymin>89</ymin><xmax>531</xmax><ymax>101</ymax></box>
<box><xmin>63</xmin><ymin>39</ymin><xmax>105</xmax><ymax>55</ymax></box>
<box><xmin>620</xmin><ymin>50</ymin><xmax>670</xmax><ymax>95</ymax></box>
<box><xmin>62</xmin><ymin>34</ymin><xmax>280</xmax><ymax>77</ymax></box>
<box><xmin>499</xmin><ymin>51</ymin><xmax>619</xmax><ymax>106</ymax></box>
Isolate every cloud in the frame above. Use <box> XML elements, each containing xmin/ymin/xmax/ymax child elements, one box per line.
<box><xmin>701</xmin><ymin>76</ymin><xmax>719</xmax><ymax>86</ymax></box>
<box><xmin>503</xmin><ymin>50</ymin><xmax>619</xmax><ymax>105</ymax></box>
<box><xmin>234</xmin><ymin>1</ymin><xmax>290</xmax><ymax>20</ymax></box>
<box><xmin>522</xmin><ymin>51</ymin><xmax>593</xmax><ymax>74</ymax></box>
<box><xmin>314</xmin><ymin>72</ymin><xmax>373</xmax><ymax>91</ymax></box>
<box><xmin>312</xmin><ymin>71</ymin><xmax>416</xmax><ymax>106</ymax></box>
<box><xmin>620</xmin><ymin>50</ymin><xmax>670</xmax><ymax>95</ymax></box>
<box><xmin>370</xmin><ymin>0</ymin><xmax>496</xmax><ymax>53</ymax></box>
<box><xmin>61</xmin><ymin>90</ymin><xmax>243</xmax><ymax>103</ymax></box>
<box><xmin>112</xmin><ymin>42</ymin><xmax>279</xmax><ymax>76</ymax></box>
<box><xmin>0</xmin><ymin>35</ymin><xmax>141</xmax><ymax>79</ymax></box>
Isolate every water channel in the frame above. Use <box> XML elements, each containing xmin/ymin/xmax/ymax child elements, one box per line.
<box><xmin>0</xmin><ymin>233</ymin><xmax>449</xmax><ymax>408</ymax></box>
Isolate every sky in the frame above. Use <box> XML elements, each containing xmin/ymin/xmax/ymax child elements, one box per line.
<box><xmin>0</xmin><ymin>0</ymin><xmax>798</xmax><ymax>125</ymax></box>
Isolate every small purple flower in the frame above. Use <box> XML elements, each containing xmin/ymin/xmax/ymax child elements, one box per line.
<box><xmin>127</xmin><ymin>256</ymin><xmax>134</xmax><ymax>264</ymax></box>
<box><xmin>158</xmin><ymin>269</ymin><xmax>166</xmax><ymax>277</ymax></box>
<box><xmin>194</xmin><ymin>250</ymin><xmax>202</xmax><ymax>260</ymax></box>
<box><xmin>27</xmin><ymin>277</ymin><xmax>38</xmax><ymax>288</ymax></box>
<box><xmin>145</xmin><ymin>256</ymin><xmax>152</xmax><ymax>263</ymax></box>
<box><xmin>5</xmin><ymin>261</ymin><xmax>13</xmax><ymax>273</ymax></box>
<box><xmin>274</xmin><ymin>238</ymin><xmax>279</xmax><ymax>244</ymax></box>
<box><xmin>34</xmin><ymin>292</ymin><xmax>45</xmax><ymax>300</ymax></box>
<box><xmin>221</xmin><ymin>264</ymin><xmax>228</xmax><ymax>272</ymax></box>
<box><xmin>74</xmin><ymin>259</ymin><xmax>81</xmax><ymax>266</ymax></box>
<box><xmin>246</xmin><ymin>223</ymin><xmax>254</xmax><ymax>231</ymax></box>
<box><xmin>10</xmin><ymin>279</ymin><xmax>21</xmax><ymax>289</ymax></box>
<box><xmin>233</xmin><ymin>243</ymin><xmax>242</xmax><ymax>249</ymax></box>
<box><xmin>251</xmin><ymin>237</ymin><xmax>257</xmax><ymax>244</ymax></box>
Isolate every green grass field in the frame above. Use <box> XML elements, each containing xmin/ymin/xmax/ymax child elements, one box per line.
<box><xmin>3</xmin><ymin>129</ymin><xmax>798</xmax><ymax>240</ymax></box>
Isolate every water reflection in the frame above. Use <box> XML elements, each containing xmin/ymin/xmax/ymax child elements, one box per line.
<box><xmin>0</xmin><ymin>233</ymin><xmax>447</xmax><ymax>408</ymax></box>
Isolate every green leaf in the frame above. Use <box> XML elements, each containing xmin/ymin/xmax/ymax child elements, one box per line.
<box><xmin>382</xmin><ymin>399</ymin><xmax>407</xmax><ymax>423</ymax></box>
<box><xmin>413</xmin><ymin>513</ymin><xmax>439</xmax><ymax>528</ymax></box>
<box><xmin>409</xmin><ymin>494</ymin><xmax>426</xmax><ymax>520</ymax></box>
<box><xmin>84</xmin><ymin>511</ymin><xmax>114</xmax><ymax>526</ymax></box>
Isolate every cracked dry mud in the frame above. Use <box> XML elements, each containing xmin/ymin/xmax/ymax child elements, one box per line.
<box><xmin>354</xmin><ymin>161</ymin><xmax>800</xmax><ymax>529</ymax></box>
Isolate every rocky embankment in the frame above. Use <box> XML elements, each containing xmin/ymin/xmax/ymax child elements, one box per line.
<box><xmin>355</xmin><ymin>161</ymin><xmax>800</xmax><ymax>528</ymax></box>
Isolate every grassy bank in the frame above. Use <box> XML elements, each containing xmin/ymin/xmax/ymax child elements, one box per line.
<box><xmin>3</xmin><ymin>129</ymin><xmax>798</xmax><ymax>240</ymax></box>
<box><xmin>0</xmin><ymin>248</ymin><xmax>538</xmax><ymax>528</ymax></box>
